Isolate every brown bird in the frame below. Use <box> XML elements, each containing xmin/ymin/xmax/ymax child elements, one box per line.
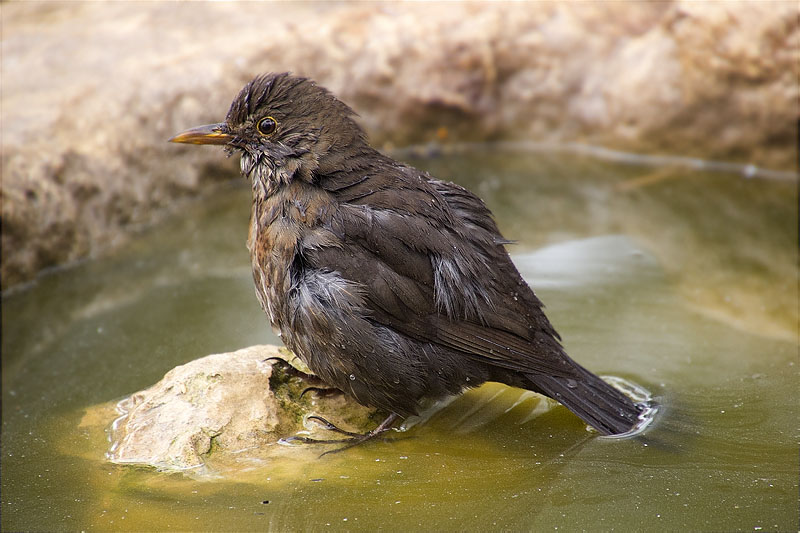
<box><xmin>170</xmin><ymin>73</ymin><xmax>644</xmax><ymax>443</ymax></box>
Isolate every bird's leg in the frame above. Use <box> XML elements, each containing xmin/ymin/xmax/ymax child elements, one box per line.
<box><xmin>263</xmin><ymin>356</ymin><xmax>311</xmax><ymax>380</ymax></box>
<box><xmin>318</xmin><ymin>413</ymin><xmax>401</xmax><ymax>457</ymax></box>
<box><xmin>300</xmin><ymin>387</ymin><xmax>344</xmax><ymax>400</ymax></box>
<box><xmin>283</xmin><ymin>413</ymin><xmax>400</xmax><ymax>455</ymax></box>
<box><xmin>263</xmin><ymin>356</ymin><xmax>331</xmax><ymax>388</ymax></box>
<box><xmin>265</xmin><ymin>357</ymin><xmax>344</xmax><ymax>400</ymax></box>
<box><xmin>306</xmin><ymin>415</ymin><xmax>363</xmax><ymax>437</ymax></box>
<box><xmin>318</xmin><ymin>413</ymin><xmax>400</xmax><ymax>457</ymax></box>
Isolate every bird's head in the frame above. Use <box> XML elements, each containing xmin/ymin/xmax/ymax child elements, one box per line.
<box><xmin>170</xmin><ymin>73</ymin><xmax>368</xmax><ymax>195</ymax></box>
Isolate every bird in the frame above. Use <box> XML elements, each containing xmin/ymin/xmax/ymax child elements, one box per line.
<box><xmin>170</xmin><ymin>72</ymin><xmax>645</xmax><ymax>444</ymax></box>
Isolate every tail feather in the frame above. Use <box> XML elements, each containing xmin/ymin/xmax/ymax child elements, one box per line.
<box><xmin>527</xmin><ymin>364</ymin><xmax>643</xmax><ymax>435</ymax></box>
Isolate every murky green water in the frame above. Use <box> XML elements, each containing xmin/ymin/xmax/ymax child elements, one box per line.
<box><xmin>2</xmin><ymin>150</ymin><xmax>797</xmax><ymax>531</ymax></box>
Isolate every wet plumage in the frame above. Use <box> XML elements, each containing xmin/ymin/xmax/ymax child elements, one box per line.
<box><xmin>171</xmin><ymin>72</ymin><xmax>644</xmax><ymax>435</ymax></box>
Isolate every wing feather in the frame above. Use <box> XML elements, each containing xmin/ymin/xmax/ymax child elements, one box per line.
<box><xmin>304</xmin><ymin>167</ymin><xmax>577</xmax><ymax>379</ymax></box>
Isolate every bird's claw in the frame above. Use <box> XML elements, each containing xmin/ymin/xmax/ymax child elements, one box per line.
<box><xmin>306</xmin><ymin>415</ymin><xmax>362</xmax><ymax>437</ymax></box>
<box><xmin>300</xmin><ymin>386</ymin><xmax>343</xmax><ymax>400</ymax></box>
<box><xmin>283</xmin><ymin>413</ymin><xmax>401</xmax><ymax>457</ymax></box>
<box><xmin>263</xmin><ymin>356</ymin><xmax>313</xmax><ymax>381</ymax></box>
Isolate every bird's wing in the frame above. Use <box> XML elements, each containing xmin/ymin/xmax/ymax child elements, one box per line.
<box><xmin>306</xmin><ymin>172</ymin><xmax>578</xmax><ymax>378</ymax></box>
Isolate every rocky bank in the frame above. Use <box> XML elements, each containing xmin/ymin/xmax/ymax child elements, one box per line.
<box><xmin>2</xmin><ymin>1</ymin><xmax>797</xmax><ymax>288</ymax></box>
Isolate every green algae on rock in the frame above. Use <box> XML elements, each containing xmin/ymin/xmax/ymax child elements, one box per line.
<box><xmin>104</xmin><ymin>345</ymin><xmax>380</xmax><ymax>472</ymax></box>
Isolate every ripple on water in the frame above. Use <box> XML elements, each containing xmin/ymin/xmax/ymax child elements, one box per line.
<box><xmin>598</xmin><ymin>375</ymin><xmax>660</xmax><ymax>438</ymax></box>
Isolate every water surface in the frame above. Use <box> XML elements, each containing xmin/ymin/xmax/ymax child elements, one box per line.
<box><xmin>2</xmin><ymin>150</ymin><xmax>797</xmax><ymax>531</ymax></box>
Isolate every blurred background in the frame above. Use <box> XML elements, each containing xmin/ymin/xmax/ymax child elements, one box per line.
<box><xmin>2</xmin><ymin>1</ymin><xmax>797</xmax><ymax>290</ymax></box>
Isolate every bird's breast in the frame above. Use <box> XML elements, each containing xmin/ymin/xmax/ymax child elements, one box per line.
<box><xmin>246</xmin><ymin>182</ymin><xmax>338</xmax><ymax>329</ymax></box>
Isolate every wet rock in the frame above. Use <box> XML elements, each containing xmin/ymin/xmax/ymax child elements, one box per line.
<box><xmin>2</xmin><ymin>2</ymin><xmax>796</xmax><ymax>288</ymax></box>
<box><xmin>105</xmin><ymin>345</ymin><xmax>379</xmax><ymax>471</ymax></box>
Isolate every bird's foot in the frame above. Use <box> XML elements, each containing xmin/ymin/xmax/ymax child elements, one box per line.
<box><xmin>264</xmin><ymin>356</ymin><xmax>325</xmax><ymax>385</ymax></box>
<box><xmin>305</xmin><ymin>415</ymin><xmax>365</xmax><ymax>437</ymax></box>
<box><xmin>300</xmin><ymin>387</ymin><xmax>344</xmax><ymax>400</ymax></box>
<box><xmin>283</xmin><ymin>413</ymin><xmax>400</xmax><ymax>456</ymax></box>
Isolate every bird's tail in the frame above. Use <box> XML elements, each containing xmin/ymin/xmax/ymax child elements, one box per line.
<box><xmin>526</xmin><ymin>363</ymin><xmax>644</xmax><ymax>436</ymax></box>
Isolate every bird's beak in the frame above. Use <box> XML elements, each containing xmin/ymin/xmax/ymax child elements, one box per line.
<box><xmin>169</xmin><ymin>123</ymin><xmax>232</xmax><ymax>145</ymax></box>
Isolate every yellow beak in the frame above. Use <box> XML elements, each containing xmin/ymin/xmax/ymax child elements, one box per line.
<box><xmin>169</xmin><ymin>123</ymin><xmax>232</xmax><ymax>145</ymax></box>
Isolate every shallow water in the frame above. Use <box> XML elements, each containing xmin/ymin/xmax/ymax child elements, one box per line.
<box><xmin>2</xmin><ymin>150</ymin><xmax>797</xmax><ymax>531</ymax></box>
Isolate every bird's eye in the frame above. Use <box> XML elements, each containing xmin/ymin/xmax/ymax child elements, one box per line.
<box><xmin>256</xmin><ymin>116</ymin><xmax>277</xmax><ymax>136</ymax></box>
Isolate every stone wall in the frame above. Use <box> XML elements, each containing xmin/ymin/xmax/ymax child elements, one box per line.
<box><xmin>2</xmin><ymin>1</ymin><xmax>797</xmax><ymax>289</ymax></box>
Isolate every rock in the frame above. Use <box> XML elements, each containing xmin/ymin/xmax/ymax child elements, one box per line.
<box><xmin>105</xmin><ymin>345</ymin><xmax>379</xmax><ymax>471</ymax></box>
<box><xmin>2</xmin><ymin>2</ymin><xmax>796</xmax><ymax>288</ymax></box>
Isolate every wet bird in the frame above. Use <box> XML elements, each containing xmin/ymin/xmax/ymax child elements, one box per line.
<box><xmin>170</xmin><ymin>73</ymin><xmax>644</xmax><ymax>443</ymax></box>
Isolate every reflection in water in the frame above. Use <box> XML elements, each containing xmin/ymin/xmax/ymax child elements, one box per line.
<box><xmin>2</xmin><ymin>151</ymin><xmax>797</xmax><ymax>531</ymax></box>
